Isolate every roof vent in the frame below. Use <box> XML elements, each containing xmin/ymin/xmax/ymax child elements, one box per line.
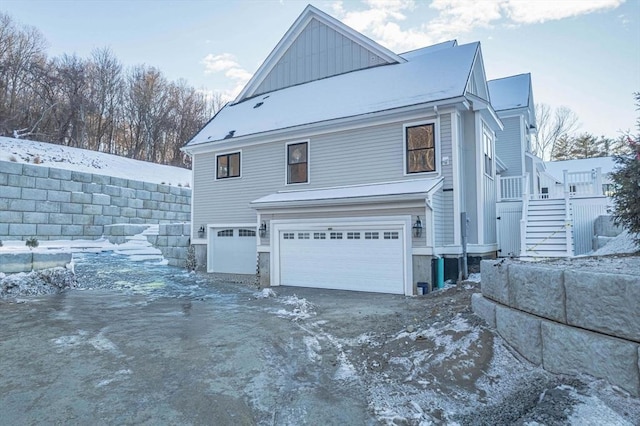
<box><xmin>253</xmin><ymin>102</ymin><xmax>264</xmax><ymax>109</ymax></box>
<box><xmin>224</xmin><ymin>130</ymin><xmax>235</xmax><ymax>139</ymax></box>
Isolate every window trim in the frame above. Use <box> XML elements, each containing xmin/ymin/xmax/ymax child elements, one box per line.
<box><xmin>285</xmin><ymin>140</ymin><xmax>310</xmax><ymax>185</ymax></box>
<box><xmin>403</xmin><ymin>119</ymin><xmax>439</xmax><ymax>176</ymax></box>
<box><xmin>215</xmin><ymin>150</ymin><xmax>242</xmax><ymax>180</ymax></box>
<box><xmin>482</xmin><ymin>124</ymin><xmax>494</xmax><ymax>179</ymax></box>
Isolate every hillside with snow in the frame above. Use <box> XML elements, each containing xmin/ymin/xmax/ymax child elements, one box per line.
<box><xmin>0</xmin><ymin>137</ymin><xmax>191</xmax><ymax>186</ymax></box>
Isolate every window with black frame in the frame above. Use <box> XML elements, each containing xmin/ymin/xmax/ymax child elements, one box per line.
<box><xmin>217</xmin><ymin>152</ymin><xmax>240</xmax><ymax>179</ymax></box>
<box><xmin>287</xmin><ymin>142</ymin><xmax>308</xmax><ymax>184</ymax></box>
<box><xmin>406</xmin><ymin>124</ymin><xmax>435</xmax><ymax>173</ymax></box>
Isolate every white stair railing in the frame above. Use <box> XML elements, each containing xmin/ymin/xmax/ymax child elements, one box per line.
<box><xmin>520</xmin><ymin>173</ymin><xmax>530</xmax><ymax>256</ymax></box>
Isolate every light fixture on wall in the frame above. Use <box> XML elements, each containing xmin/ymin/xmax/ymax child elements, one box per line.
<box><xmin>259</xmin><ymin>221</ymin><xmax>267</xmax><ymax>238</ymax></box>
<box><xmin>198</xmin><ymin>225</ymin><xmax>206</xmax><ymax>239</ymax></box>
<box><xmin>412</xmin><ymin>216</ymin><xmax>423</xmax><ymax>238</ymax></box>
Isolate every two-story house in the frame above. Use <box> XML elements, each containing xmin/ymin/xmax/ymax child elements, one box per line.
<box><xmin>182</xmin><ymin>5</ymin><xmax>507</xmax><ymax>295</ymax></box>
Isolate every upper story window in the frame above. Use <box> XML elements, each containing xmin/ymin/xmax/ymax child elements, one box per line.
<box><xmin>483</xmin><ymin>127</ymin><xmax>493</xmax><ymax>176</ymax></box>
<box><xmin>406</xmin><ymin>123</ymin><xmax>435</xmax><ymax>174</ymax></box>
<box><xmin>287</xmin><ymin>141</ymin><xmax>308</xmax><ymax>184</ymax></box>
<box><xmin>216</xmin><ymin>152</ymin><xmax>240</xmax><ymax>179</ymax></box>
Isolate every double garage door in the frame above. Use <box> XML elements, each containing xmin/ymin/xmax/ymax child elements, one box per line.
<box><xmin>278</xmin><ymin>227</ymin><xmax>405</xmax><ymax>294</ymax></box>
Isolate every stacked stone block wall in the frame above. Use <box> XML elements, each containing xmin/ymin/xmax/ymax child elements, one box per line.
<box><xmin>0</xmin><ymin>161</ymin><xmax>190</xmax><ymax>241</ymax></box>
<box><xmin>473</xmin><ymin>260</ymin><xmax>640</xmax><ymax>396</ymax></box>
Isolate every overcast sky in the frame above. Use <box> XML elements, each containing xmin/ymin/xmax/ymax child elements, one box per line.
<box><xmin>2</xmin><ymin>0</ymin><xmax>639</xmax><ymax>138</ymax></box>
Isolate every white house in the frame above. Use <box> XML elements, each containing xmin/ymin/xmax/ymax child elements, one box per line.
<box><xmin>183</xmin><ymin>5</ymin><xmax>515</xmax><ymax>295</ymax></box>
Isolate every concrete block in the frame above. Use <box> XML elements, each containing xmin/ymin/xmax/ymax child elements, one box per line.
<box><xmin>35</xmin><ymin>177</ymin><xmax>60</xmax><ymax>190</ymax></box>
<box><xmin>181</xmin><ymin>204</ymin><xmax>190</xmax><ymax>213</ymax></box>
<box><xmin>121</xmin><ymin>207</ymin><xmax>136</xmax><ymax>218</ymax></box>
<box><xmin>156</xmin><ymin>236</ymin><xmax>168</xmax><ymax>246</ymax></box>
<box><xmin>94</xmin><ymin>215</ymin><xmax>113</xmax><ymax>226</ymax></box>
<box><xmin>8</xmin><ymin>174</ymin><xmax>35</xmax><ymax>188</ymax></box>
<box><xmin>92</xmin><ymin>193</ymin><xmax>111</xmax><ymax>205</ymax></box>
<box><xmin>83</xmin><ymin>225</ymin><xmax>103</xmax><ymax>236</ymax></box>
<box><xmin>23</xmin><ymin>164</ymin><xmax>48</xmax><ymax>177</ymax></box>
<box><xmin>103</xmin><ymin>224</ymin><xmax>123</xmax><ymax>236</ymax></box>
<box><xmin>129</xmin><ymin>217</ymin><xmax>145</xmax><ymax>224</ymax></box>
<box><xmin>168</xmin><ymin>236</ymin><xmax>190</xmax><ymax>247</ymax></box>
<box><xmin>565</xmin><ymin>270</ymin><xmax>640</xmax><ymax>343</ymax></box>
<box><xmin>151</xmin><ymin>192</ymin><xmax>164</xmax><ymax>202</ymax></box>
<box><xmin>23</xmin><ymin>212</ymin><xmax>49</xmax><ymax>223</ymax></box>
<box><xmin>472</xmin><ymin>293</ymin><xmax>497</xmax><ymax>328</ymax></box>
<box><xmin>49</xmin><ymin>213</ymin><xmax>73</xmax><ymax>225</ymax></box>
<box><xmin>49</xmin><ymin>168</ymin><xmax>72</xmax><ymax>180</ymax></box>
<box><xmin>0</xmin><ymin>223</ymin><xmax>8</xmax><ymax>235</ymax></box>
<box><xmin>60</xmin><ymin>203</ymin><xmax>83</xmax><ymax>214</ymax></box>
<box><xmin>110</xmin><ymin>177</ymin><xmax>127</xmax><ymax>187</ymax></box>
<box><xmin>258</xmin><ymin>252</ymin><xmax>270</xmax><ymax>286</ymax></box>
<box><xmin>146</xmin><ymin>235</ymin><xmax>158</xmax><ymax>245</ymax></box>
<box><xmin>82</xmin><ymin>204</ymin><xmax>102</xmax><ymax>215</ymax></box>
<box><xmin>102</xmin><ymin>185</ymin><xmax>121</xmax><ymax>197</ymax></box>
<box><xmin>164</xmin><ymin>194</ymin><xmax>176</xmax><ymax>203</ymax></box>
<box><xmin>92</xmin><ymin>174</ymin><xmax>111</xmax><ymax>185</ymax></box>
<box><xmin>127</xmin><ymin>179</ymin><xmax>144</xmax><ymax>190</ymax></box>
<box><xmin>37</xmin><ymin>224</ymin><xmax>62</xmax><ymax>236</ymax></box>
<box><xmin>9</xmin><ymin>199</ymin><xmax>36</xmax><ymax>211</ymax></box>
<box><xmin>103</xmin><ymin>205</ymin><xmax>121</xmax><ymax>216</ymax></box>
<box><xmin>83</xmin><ymin>182</ymin><xmax>103</xmax><ymax>194</ymax></box>
<box><xmin>126</xmin><ymin>199</ymin><xmax>142</xmax><ymax>210</ymax></box>
<box><xmin>151</xmin><ymin>210</ymin><xmax>166</xmax><ymax>220</ymax></box>
<box><xmin>508</xmin><ymin>264</ymin><xmax>566</xmax><ymax>323</ymax></box>
<box><xmin>9</xmin><ymin>223</ymin><xmax>37</xmax><ymax>236</ymax></box>
<box><xmin>35</xmin><ymin>201</ymin><xmax>60</xmax><ymax>213</ymax></box>
<box><xmin>1</xmin><ymin>161</ymin><xmax>23</xmax><ymax>174</ymax></box>
<box><xmin>183</xmin><ymin>223</ymin><xmax>190</xmax><ymax>235</ymax></box>
<box><xmin>70</xmin><ymin>192</ymin><xmax>92</xmax><ymax>204</ymax></box>
<box><xmin>72</xmin><ymin>214</ymin><xmax>93</xmax><ymax>225</ymax></box>
<box><xmin>170</xmin><ymin>186</ymin><xmax>181</xmax><ymax>196</ymax></box>
<box><xmin>136</xmin><ymin>189</ymin><xmax>151</xmax><ymax>200</ymax></box>
<box><xmin>177</xmin><ymin>212</ymin><xmax>190</xmax><ymax>221</ymax></box>
<box><xmin>60</xmin><ymin>180</ymin><xmax>82</xmax><ymax>192</ymax></box>
<box><xmin>0</xmin><ymin>174</ymin><xmax>6</xmax><ymax>185</ymax></box>
<box><xmin>593</xmin><ymin>236</ymin><xmax>616</xmax><ymax>251</ymax></box>
<box><xmin>0</xmin><ymin>211</ymin><xmax>23</xmax><ymax>223</ymax></box>
<box><xmin>165</xmin><ymin>211</ymin><xmax>177</xmax><ymax>221</ymax></box>
<box><xmin>541</xmin><ymin>321</ymin><xmax>639</xmax><ymax>396</ymax></box>
<box><xmin>143</xmin><ymin>182</ymin><xmax>158</xmax><ymax>192</ymax></box>
<box><xmin>594</xmin><ymin>215</ymin><xmax>624</xmax><ymax>238</ymax></box>
<box><xmin>158</xmin><ymin>202</ymin><xmax>171</xmax><ymax>211</ymax></box>
<box><xmin>164</xmin><ymin>224</ymin><xmax>182</xmax><ymax>236</ymax></box>
<box><xmin>480</xmin><ymin>260</ymin><xmax>510</xmax><ymax>304</ymax></box>
<box><xmin>136</xmin><ymin>209</ymin><xmax>152</xmax><ymax>219</ymax></box>
<box><xmin>120</xmin><ymin>187</ymin><xmax>136</xmax><ymax>198</ymax></box>
<box><xmin>496</xmin><ymin>305</ymin><xmax>542</xmax><ymax>365</ymax></box>
<box><xmin>71</xmin><ymin>171</ymin><xmax>92</xmax><ymax>183</ymax></box>
<box><xmin>21</xmin><ymin>188</ymin><xmax>47</xmax><ymax>201</ymax></box>
<box><xmin>32</xmin><ymin>252</ymin><xmax>72</xmax><ymax>270</ymax></box>
<box><xmin>0</xmin><ymin>252</ymin><xmax>33</xmax><ymax>273</ymax></box>
<box><xmin>47</xmin><ymin>190</ymin><xmax>71</xmax><ymax>203</ymax></box>
<box><xmin>143</xmin><ymin>200</ymin><xmax>158</xmax><ymax>210</ymax></box>
<box><xmin>1</xmin><ymin>185</ymin><xmax>22</xmax><ymax>199</ymax></box>
<box><xmin>158</xmin><ymin>184</ymin><xmax>170</xmax><ymax>193</ymax></box>
<box><xmin>110</xmin><ymin>196</ymin><xmax>128</xmax><ymax>207</ymax></box>
<box><xmin>61</xmin><ymin>225</ymin><xmax>83</xmax><ymax>236</ymax></box>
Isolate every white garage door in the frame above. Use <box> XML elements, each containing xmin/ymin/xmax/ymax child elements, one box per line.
<box><xmin>279</xmin><ymin>228</ymin><xmax>405</xmax><ymax>294</ymax></box>
<box><xmin>209</xmin><ymin>228</ymin><xmax>257</xmax><ymax>274</ymax></box>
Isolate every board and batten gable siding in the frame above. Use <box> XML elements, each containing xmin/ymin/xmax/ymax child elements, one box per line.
<box><xmin>483</xmin><ymin>173</ymin><xmax>497</xmax><ymax>244</ymax></box>
<box><xmin>254</xmin><ymin>18</ymin><xmax>389</xmax><ymax>97</ymax></box>
<box><xmin>432</xmin><ymin>189</ymin><xmax>454</xmax><ymax>247</ymax></box>
<box><xmin>495</xmin><ymin>116</ymin><xmax>523</xmax><ymax>177</ymax></box>
<box><xmin>191</xmin><ymin>115</ymin><xmax>449</xmax><ymax>232</ymax></box>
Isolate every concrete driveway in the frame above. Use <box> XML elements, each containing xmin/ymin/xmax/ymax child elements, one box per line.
<box><xmin>1</xmin><ymin>253</ymin><xmax>638</xmax><ymax>425</ymax></box>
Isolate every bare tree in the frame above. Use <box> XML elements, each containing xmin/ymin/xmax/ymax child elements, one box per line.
<box><xmin>533</xmin><ymin>104</ymin><xmax>580</xmax><ymax>160</ymax></box>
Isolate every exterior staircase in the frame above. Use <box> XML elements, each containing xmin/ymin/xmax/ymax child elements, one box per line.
<box><xmin>521</xmin><ymin>198</ymin><xmax>573</xmax><ymax>258</ymax></box>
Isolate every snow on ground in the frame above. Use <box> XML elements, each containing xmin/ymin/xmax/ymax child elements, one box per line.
<box><xmin>0</xmin><ymin>136</ymin><xmax>191</xmax><ymax>186</ymax></box>
<box><xmin>592</xmin><ymin>230</ymin><xmax>639</xmax><ymax>256</ymax></box>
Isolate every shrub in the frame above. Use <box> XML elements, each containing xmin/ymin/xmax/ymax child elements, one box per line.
<box><xmin>25</xmin><ymin>237</ymin><xmax>39</xmax><ymax>249</ymax></box>
<box><xmin>185</xmin><ymin>245</ymin><xmax>197</xmax><ymax>271</ymax></box>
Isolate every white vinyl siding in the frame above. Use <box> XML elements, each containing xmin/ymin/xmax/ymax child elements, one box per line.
<box><xmin>439</xmin><ymin>113</ymin><xmax>453</xmax><ymax>189</ymax></box>
<box><xmin>255</xmin><ymin>18</ymin><xmax>389</xmax><ymax>96</ymax></box>
<box><xmin>433</xmin><ymin>189</ymin><xmax>455</xmax><ymax>246</ymax></box>
<box><xmin>483</xmin><ymin>174</ymin><xmax>497</xmax><ymax>244</ymax></box>
<box><xmin>495</xmin><ymin>116</ymin><xmax>522</xmax><ymax>177</ymax></box>
<box><xmin>192</xmin><ymin>118</ymin><xmax>442</xmax><ymax>230</ymax></box>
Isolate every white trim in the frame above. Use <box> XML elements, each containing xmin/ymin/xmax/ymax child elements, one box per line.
<box><xmin>466</xmin><ymin>243</ymin><xmax>498</xmax><ymax>254</ymax></box>
<box><xmin>402</xmin><ymin>118</ymin><xmax>440</xmax><ymax>177</ymax></box>
<box><xmin>451</xmin><ymin>112</ymin><xmax>461</xmax><ymax>245</ymax></box>
<box><xmin>284</xmin><ymin>139</ymin><xmax>310</xmax><ymax>186</ymax></box>
<box><xmin>254</xmin><ymin>200</ymin><xmax>426</xmax><ymax>215</ymax></box>
<box><xmin>475</xmin><ymin>112</ymin><xmax>484</xmax><ymax>244</ymax></box>
<box><xmin>214</xmin><ymin>149</ymin><xmax>243</xmax><ymax>181</ymax></box>
<box><xmin>412</xmin><ymin>247</ymin><xmax>435</xmax><ymax>255</ymax></box>
<box><xmin>257</xmin><ymin>245</ymin><xmax>270</xmax><ymax>253</ymax></box>
<box><xmin>182</xmin><ymin>101</ymin><xmax>462</xmax><ymax>155</ymax></box>
<box><xmin>270</xmin><ymin>216</ymin><xmax>413</xmax><ymax>296</ymax></box>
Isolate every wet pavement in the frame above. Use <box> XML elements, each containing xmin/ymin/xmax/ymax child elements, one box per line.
<box><xmin>1</xmin><ymin>253</ymin><xmax>639</xmax><ymax>425</ymax></box>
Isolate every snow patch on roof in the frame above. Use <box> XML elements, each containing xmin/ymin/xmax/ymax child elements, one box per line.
<box><xmin>251</xmin><ymin>178</ymin><xmax>442</xmax><ymax>206</ymax></box>
<box><xmin>187</xmin><ymin>42</ymin><xmax>478</xmax><ymax>146</ymax></box>
<box><xmin>488</xmin><ymin>73</ymin><xmax>531</xmax><ymax>111</ymax></box>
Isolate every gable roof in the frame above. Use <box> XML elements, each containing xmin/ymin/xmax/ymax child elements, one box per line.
<box><xmin>234</xmin><ymin>4</ymin><xmax>406</xmax><ymax>103</ymax></box>
<box><xmin>487</xmin><ymin>73</ymin><xmax>532</xmax><ymax>112</ymax></box>
<box><xmin>186</xmin><ymin>41</ymin><xmax>480</xmax><ymax>147</ymax></box>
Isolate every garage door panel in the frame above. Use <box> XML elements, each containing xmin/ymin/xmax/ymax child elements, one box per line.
<box><xmin>279</xmin><ymin>228</ymin><xmax>405</xmax><ymax>294</ymax></box>
<box><xmin>210</xmin><ymin>228</ymin><xmax>256</xmax><ymax>274</ymax></box>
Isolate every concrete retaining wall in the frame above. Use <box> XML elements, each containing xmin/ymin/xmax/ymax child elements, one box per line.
<box><xmin>473</xmin><ymin>259</ymin><xmax>640</xmax><ymax>396</ymax></box>
<box><xmin>0</xmin><ymin>252</ymin><xmax>72</xmax><ymax>273</ymax></box>
<box><xmin>0</xmin><ymin>160</ymin><xmax>191</xmax><ymax>241</ymax></box>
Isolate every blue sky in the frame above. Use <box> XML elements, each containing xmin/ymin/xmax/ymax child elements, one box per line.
<box><xmin>2</xmin><ymin>0</ymin><xmax>639</xmax><ymax>139</ymax></box>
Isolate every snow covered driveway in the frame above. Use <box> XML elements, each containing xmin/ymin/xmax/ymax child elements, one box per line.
<box><xmin>0</xmin><ymin>254</ymin><xmax>638</xmax><ymax>425</ymax></box>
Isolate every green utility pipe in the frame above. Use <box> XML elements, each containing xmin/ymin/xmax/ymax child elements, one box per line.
<box><xmin>437</xmin><ymin>257</ymin><xmax>444</xmax><ymax>289</ymax></box>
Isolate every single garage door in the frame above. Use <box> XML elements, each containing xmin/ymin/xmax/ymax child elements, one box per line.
<box><xmin>209</xmin><ymin>228</ymin><xmax>257</xmax><ymax>274</ymax></box>
<box><xmin>279</xmin><ymin>228</ymin><xmax>405</xmax><ymax>294</ymax></box>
